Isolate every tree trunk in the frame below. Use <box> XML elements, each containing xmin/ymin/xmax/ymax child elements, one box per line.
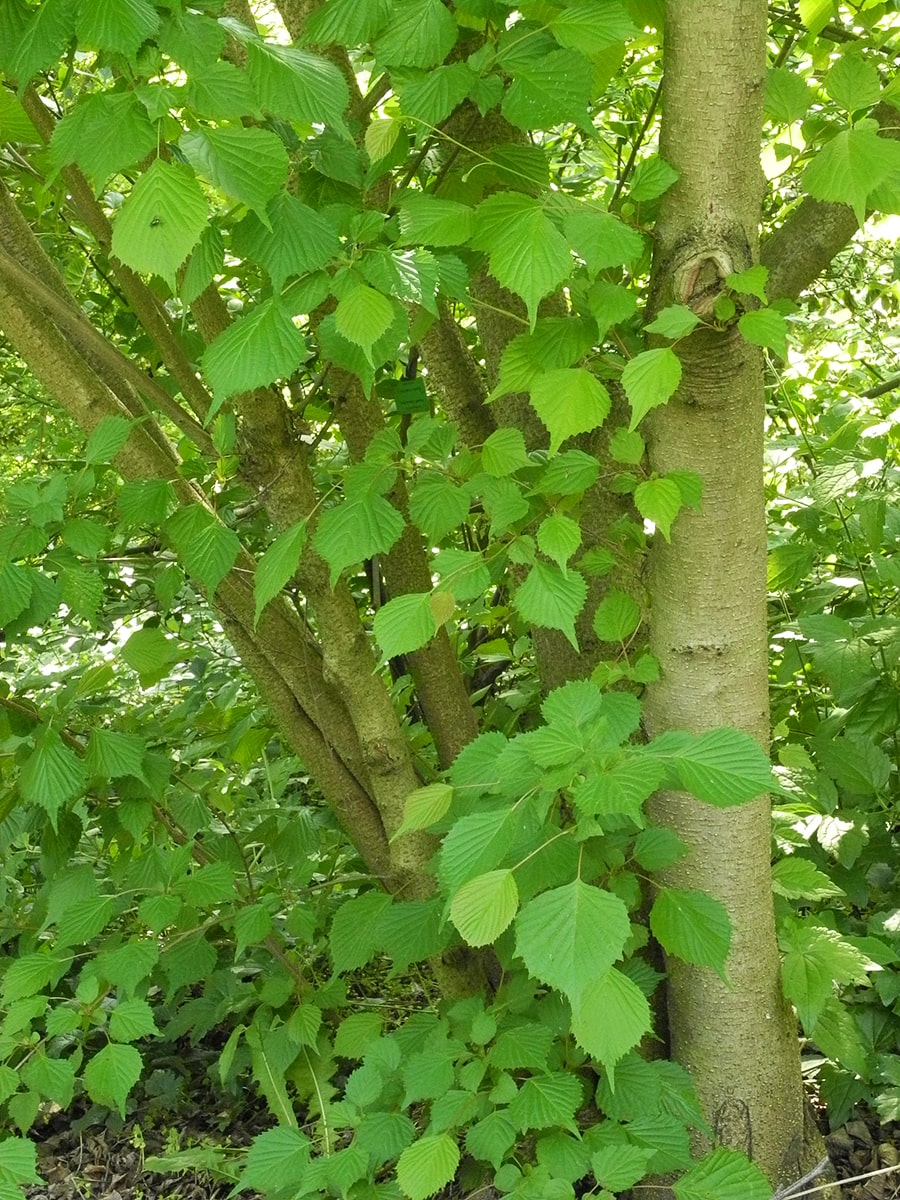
<box><xmin>644</xmin><ymin>2</ymin><xmax>831</xmax><ymax>1188</ymax></box>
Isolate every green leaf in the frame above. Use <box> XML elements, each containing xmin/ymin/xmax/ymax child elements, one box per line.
<box><xmin>798</xmin><ymin>0</ymin><xmax>835</xmax><ymax>34</ymax></box>
<box><xmin>120</xmin><ymin>627</ymin><xmax>183</xmax><ymax>686</ymax></box>
<box><xmin>399</xmin><ymin>196</ymin><xmax>474</xmax><ymax>246</ymax></box>
<box><xmin>335</xmin><ymin>285</ymin><xmax>396</xmax><ymax>363</ymax></box>
<box><xmin>632</xmin><ymin>827</ymin><xmax>688</xmax><ymax>872</ymax></box>
<box><xmin>608</xmin><ymin>427</ymin><xmax>645</xmax><ymax>465</ymax></box>
<box><xmin>673</xmin><ymin>1148</ymin><xmax>772</xmax><ymax>1200</ymax></box>
<box><xmin>334</xmin><ymin>1012</ymin><xmax>383</xmax><ymax>1059</ymax></box>
<box><xmin>409</xmin><ymin>473</ymin><xmax>470</xmax><ymax>540</ymax></box>
<box><xmin>592</xmin><ymin>590</ymin><xmax>641</xmax><ymax>642</ymax></box>
<box><xmin>634</xmin><ymin>476</ymin><xmax>683</xmax><ymax>542</ymax></box>
<box><xmin>738</xmin><ymin>308</ymin><xmax>787</xmax><ymax>357</ymax></box>
<box><xmin>644</xmin><ymin>305</ymin><xmax>700</xmax><ymax>339</ymax></box>
<box><xmin>112</xmin><ymin>158</ymin><xmax>207</xmax><ymax>281</ymax></box>
<box><xmin>529</xmin><ymin>369</ymin><xmax>611</xmax><ymax>454</ymax></box>
<box><xmin>573</xmin><ymin>755</ymin><xmax>662</xmax><ymax>823</ymax></box>
<box><xmin>535</xmin><ymin>449</ymin><xmax>600</xmax><ymax>497</ymax></box>
<box><xmin>393</xmin><ymin>783</ymin><xmax>453</xmax><ymax>841</ymax></box>
<box><xmin>451</xmin><ymin>870</ymin><xmax>519</xmax><ymax>947</ymax></box>
<box><xmin>471</xmin><ymin>194</ymin><xmax>572</xmax><ymax>327</ymax></box>
<box><xmin>592</xmin><ymin>1144</ymin><xmax>654</xmax><ymax>1192</ymax></box>
<box><xmin>374</xmin><ymin>592</ymin><xmax>449</xmax><ymax>660</ymax></box>
<box><xmin>109</xmin><ymin>999</ymin><xmax>159</xmax><ymax>1043</ymax></box>
<box><xmin>726</xmin><ymin>265</ymin><xmax>769</xmax><ymax>303</ymax></box>
<box><xmin>398</xmin><ymin>62</ymin><xmax>472</xmax><ymax>128</ymax></box>
<box><xmin>83</xmin><ymin>1044</ymin><xmax>142</xmax><ymax>1119</ymax></box>
<box><xmin>313</xmin><ymin>493</ymin><xmax>404</xmax><ymax>585</ymax></box>
<box><xmin>184</xmin><ymin>60</ymin><xmax>259</xmax><ymax>121</ymax></box>
<box><xmin>771</xmin><ymin>858</ymin><xmax>845</xmax><ymax>901</ymax></box>
<box><xmin>513</xmin><ymin>561</ymin><xmax>587</xmax><ymax>650</ymax></box>
<box><xmin>11</xmin><ymin>0</ymin><xmax>77</xmax><ymax>86</ymax></box>
<box><xmin>396</xmin><ymin>1134</ymin><xmax>460</xmax><ymax>1200</ymax></box>
<box><xmin>826</xmin><ymin>50</ymin><xmax>881</xmax><ymax>114</ymax></box>
<box><xmin>373</xmin><ymin>0</ymin><xmax>458</xmax><ymax>69</ymax></box>
<box><xmin>571</xmin><ymin>968</ymin><xmax>651</xmax><ymax>1073</ymax></box>
<box><xmin>0</xmin><ymin>1138</ymin><xmax>42</xmax><ymax>1187</ymax></box>
<box><xmin>365</xmin><ymin>116</ymin><xmax>401</xmax><ymax>163</ymax></box>
<box><xmin>765</xmin><ymin>68</ymin><xmax>812</xmax><ymax>124</ymax></box>
<box><xmin>180</xmin><ymin>126</ymin><xmax>289</xmax><ymax>219</ymax></box>
<box><xmin>466</xmin><ymin>1113</ymin><xmax>518</xmax><ymax>1171</ymax></box>
<box><xmin>232</xmin><ymin>194</ymin><xmax>341</xmax><ymax>289</ymax></box>
<box><xmin>482</xmin><ymin>427</ymin><xmax>530</xmax><ymax>477</ymax></box>
<box><xmin>84</xmin><ymin>416</ymin><xmax>137</xmax><ymax>465</ymax></box>
<box><xmin>629</xmin><ymin>156</ymin><xmax>679</xmax><ymax>202</ymax></box>
<box><xmin>356</xmin><ymin>1111</ymin><xmax>416</xmax><ymax>1163</ymax></box>
<box><xmin>241</xmin><ymin>1128</ymin><xmax>310</xmax><ymax>1192</ymax></box>
<box><xmin>330</xmin><ymin>892</ymin><xmax>391</xmax><ymax>974</ymax></box>
<box><xmin>254</xmin><ymin>521</ymin><xmax>307</xmax><ymax>627</ymax></box>
<box><xmin>50</xmin><ymin>92</ymin><xmax>157</xmax><ymax>189</ymax></box>
<box><xmin>0</xmin><ymin>563</ymin><xmax>32</xmax><ymax>626</ymax></box>
<box><xmin>246</xmin><ymin>41</ymin><xmax>349</xmax><ymax>129</ymax></box>
<box><xmin>233</xmin><ymin>904</ymin><xmax>273</xmax><ymax>958</ymax></box>
<box><xmin>85</xmin><ymin>729</ymin><xmax>147</xmax><ymax>782</ymax></box>
<box><xmin>305</xmin><ymin>0</ymin><xmax>390</xmax><ymax>45</ymax></box>
<box><xmin>647</xmin><ymin>727</ymin><xmax>775</xmax><ymax>806</ymax></box>
<box><xmin>507</xmin><ymin>1072</ymin><xmax>583</xmax><ymax>1133</ymax></box>
<box><xmin>803</xmin><ymin>125</ymin><xmax>900</xmax><ymax>226</ymax></box>
<box><xmin>780</xmin><ymin>922</ymin><xmax>873</xmax><ymax>1030</ymax></box>
<box><xmin>623</xmin><ymin>347</ymin><xmax>682</xmax><ymax>430</ymax></box>
<box><xmin>76</xmin><ymin>0</ymin><xmax>159</xmax><ymax>57</ymax></box>
<box><xmin>438</xmin><ymin>809</ymin><xmax>520</xmax><ymax>895</ymax></box>
<box><xmin>516</xmin><ymin>880</ymin><xmax>631</xmax><ymax>1001</ymax></box>
<box><xmin>537</xmin><ymin>513</ymin><xmax>582</xmax><ymax>570</ymax></box>
<box><xmin>202</xmin><ymin>298</ymin><xmax>308</xmax><ymax>410</ymax></box>
<box><xmin>588</xmin><ymin>280</ymin><xmax>638</xmax><ymax>336</ymax></box>
<box><xmin>165</xmin><ymin>505</ymin><xmax>240</xmax><ymax>598</ymax></box>
<box><xmin>19</xmin><ymin>729</ymin><xmax>86</xmax><ymax>827</ymax></box>
<box><xmin>549</xmin><ymin>1</ymin><xmax>636</xmax><ymax>53</ymax></box>
<box><xmin>19</xmin><ymin>1054</ymin><xmax>75</xmax><ymax>1110</ymax></box>
<box><xmin>1</xmin><ymin>952</ymin><xmax>66</xmax><ymax>1003</ymax></box>
<box><xmin>502</xmin><ymin>49</ymin><xmax>593</xmax><ymax>132</ymax></box>
<box><xmin>650</xmin><ymin>889</ymin><xmax>732</xmax><ymax>977</ymax></box>
<box><xmin>434</xmin><ymin>548</ymin><xmax>490</xmax><ymax>603</ymax></box>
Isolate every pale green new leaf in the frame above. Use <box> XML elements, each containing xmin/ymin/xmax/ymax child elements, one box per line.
<box><xmin>644</xmin><ymin>305</ymin><xmax>700</xmax><ymax>340</ymax></box>
<box><xmin>393</xmin><ymin>783</ymin><xmax>454</xmax><ymax>841</ymax></box>
<box><xmin>571</xmin><ymin>969</ymin><xmax>651</xmax><ymax>1073</ymax></box>
<box><xmin>365</xmin><ymin>117</ymin><xmax>400</xmax><ymax>163</ymax></box>
<box><xmin>76</xmin><ymin>0</ymin><xmax>159</xmax><ymax>58</ymax></box>
<box><xmin>313</xmin><ymin>493</ymin><xmax>405</xmax><ymax>585</ymax></box>
<box><xmin>549</xmin><ymin>1</ymin><xmax>636</xmax><ymax>53</ymax></box>
<box><xmin>515</xmin><ymin>880</ymin><xmax>631</xmax><ymax>1000</ymax></box>
<box><xmin>634</xmin><ymin>476</ymin><xmax>683</xmax><ymax>541</ymax></box>
<box><xmin>803</xmin><ymin>125</ymin><xmax>900</xmax><ymax>225</ymax></box>
<box><xmin>180</xmin><ymin>126</ymin><xmax>289</xmax><ymax>218</ymax></box>
<box><xmin>19</xmin><ymin>729</ymin><xmax>86</xmax><ymax>828</ymax></box>
<box><xmin>482</xmin><ymin>427</ymin><xmax>530</xmax><ymax>476</ymax></box>
<box><xmin>826</xmin><ymin>50</ymin><xmax>881</xmax><ymax>114</ymax></box>
<box><xmin>373</xmin><ymin>0</ymin><xmax>458</xmax><ymax>70</ymax></box>
<box><xmin>739</xmin><ymin>308</ymin><xmax>787</xmax><ymax>357</ymax></box>
<box><xmin>726</xmin><ymin>265</ymin><xmax>769</xmax><ymax>303</ymax></box>
<box><xmin>374</xmin><ymin>592</ymin><xmax>440</xmax><ymax>660</ymax></box>
<box><xmin>241</xmin><ymin>1128</ymin><xmax>310</xmax><ymax>1192</ymax></box>
<box><xmin>513</xmin><ymin>561</ymin><xmax>587</xmax><ymax>650</ymax></box>
<box><xmin>246</xmin><ymin>41</ymin><xmax>349</xmax><ymax>129</ymax></box>
<box><xmin>798</xmin><ymin>0</ymin><xmax>834</xmax><ymax>34</ymax></box>
<box><xmin>334</xmin><ymin>285</ymin><xmax>395</xmax><ymax>362</ymax></box>
<box><xmin>563</xmin><ymin>207</ymin><xmax>643</xmax><ymax>275</ymax></box>
<box><xmin>202</xmin><ymin>298</ymin><xmax>308</xmax><ymax>408</ymax></box>
<box><xmin>396</xmin><ymin>1134</ymin><xmax>460</xmax><ymax>1200</ymax></box>
<box><xmin>83</xmin><ymin>1044</ymin><xmax>142</xmax><ymax>1119</ymax></box>
<box><xmin>165</xmin><ymin>505</ymin><xmax>240</xmax><ymax>598</ymax></box>
<box><xmin>650</xmin><ymin>889</ymin><xmax>732</xmax><ymax>978</ymax></box>
<box><xmin>110</xmin><ymin>160</ymin><xmax>206</xmax><ymax>280</ymax></box>
<box><xmin>623</xmin><ymin>347</ymin><xmax>682</xmax><ymax>430</ymax></box>
<box><xmin>451</xmin><ymin>870</ymin><xmax>518</xmax><ymax>947</ymax></box>
<box><xmin>673</xmin><ymin>1148</ymin><xmax>772</xmax><ymax>1200</ymax></box>
<box><xmin>254</xmin><ymin>521</ymin><xmax>307</xmax><ymax>628</ymax></box>
<box><xmin>593</xmin><ymin>590</ymin><xmax>641</xmax><ymax>641</ymax></box>
<box><xmin>438</xmin><ymin>809</ymin><xmax>519</xmax><ymax>895</ymax></box>
<box><xmin>530</xmin><ymin>368</ymin><xmax>611</xmax><ymax>454</ymax></box>
<box><xmin>537</xmin><ymin>513</ymin><xmax>582</xmax><ymax>570</ymax></box>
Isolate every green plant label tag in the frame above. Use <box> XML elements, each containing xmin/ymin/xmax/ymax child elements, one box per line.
<box><xmin>395</xmin><ymin>378</ymin><xmax>429</xmax><ymax>413</ymax></box>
